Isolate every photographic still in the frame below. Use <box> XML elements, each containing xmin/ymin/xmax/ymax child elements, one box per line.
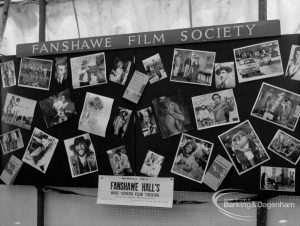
<box><xmin>284</xmin><ymin>45</ymin><xmax>300</xmax><ymax>81</ymax></box>
<box><xmin>214</xmin><ymin>62</ymin><xmax>236</xmax><ymax>89</ymax></box>
<box><xmin>140</xmin><ymin>150</ymin><xmax>164</xmax><ymax>177</ymax></box>
<box><xmin>142</xmin><ymin>53</ymin><xmax>167</xmax><ymax>84</ymax></box>
<box><xmin>0</xmin><ymin>129</ymin><xmax>24</xmax><ymax>155</ymax></box>
<box><xmin>1</xmin><ymin>60</ymin><xmax>16</xmax><ymax>88</ymax></box>
<box><xmin>54</xmin><ymin>57</ymin><xmax>68</xmax><ymax>86</ymax></box>
<box><xmin>109</xmin><ymin>57</ymin><xmax>131</xmax><ymax>85</ymax></box>
<box><xmin>107</xmin><ymin>145</ymin><xmax>133</xmax><ymax>176</ymax></box>
<box><xmin>137</xmin><ymin>106</ymin><xmax>159</xmax><ymax>137</ymax></box>
<box><xmin>111</xmin><ymin>107</ymin><xmax>132</xmax><ymax>139</ymax></box>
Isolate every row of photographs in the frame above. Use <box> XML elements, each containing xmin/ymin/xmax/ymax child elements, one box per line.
<box><xmin>1</xmin><ymin>42</ymin><xmax>300</xmax><ymax>90</ymax></box>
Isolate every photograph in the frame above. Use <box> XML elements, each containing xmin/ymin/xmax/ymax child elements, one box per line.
<box><xmin>0</xmin><ymin>155</ymin><xmax>23</xmax><ymax>185</ymax></box>
<box><xmin>152</xmin><ymin>91</ymin><xmax>193</xmax><ymax>139</ymax></box>
<box><xmin>191</xmin><ymin>89</ymin><xmax>240</xmax><ymax>130</ymax></box>
<box><xmin>1</xmin><ymin>93</ymin><xmax>37</xmax><ymax>130</ymax></box>
<box><xmin>218</xmin><ymin>120</ymin><xmax>270</xmax><ymax>175</ymax></box>
<box><xmin>214</xmin><ymin>62</ymin><xmax>236</xmax><ymax>89</ymax></box>
<box><xmin>1</xmin><ymin>60</ymin><xmax>16</xmax><ymax>88</ymax></box>
<box><xmin>260</xmin><ymin>166</ymin><xmax>295</xmax><ymax>192</ymax></box>
<box><xmin>111</xmin><ymin>107</ymin><xmax>132</xmax><ymax>139</ymax></box>
<box><xmin>142</xmin><ymin>53</ymin><xmax>167</xmax><ymax>84</ymax></box>
<box><xmin>53</xmin><ymin>57</ymin><xmax>68</xmax><ymax>86</ymax></box>
<box><xmin>268</xmin><ymin>130</ymin><xmax>300</xmax><ymax>165</ymax></box>
<box><xmin>78</xmin><ymin>92</ymin><xmax>114</xmax><ymax>137</ymax></box>
<box><xmin>137</xmin><ymin>106</ymin><xmax>159</xmax><ymax>137</ymax></box>
<box><xmin>64</xmin><ymin>133</ymin><xmax>98</xmax><ymax>178</ymax></box>
<box><xmin>39</xmin><ymin>89</ymin><xmax>77</xmax><ymax>128</ymax></box>
<box><xmin>251</xmin><ymin>82</ymin><xmax>300</xmax><ymax>131</ymax></box>
<box><xmin>284</xmin><ymin>45</ymin><xmax>300</xmax><ymax>81</ymax></box>
<box><xmin>0</xmin><ymin>129</ymin><xmax>24</xmax><ymax>155</ymax></box>
<box><xmin>171</xmin><ymin>133</ymin><xmax>214</xmax><ymax>183</ymax></box>
<box><xmin>18</xmin><ymin>57</ymin><xmax>53</xmax><ymax>90</ymax></box>
<box><xmin>109</xmin><ymin>57</ymin><xmax>131</xmax><ymax>85</ymax></box>
<box><xmin>22</xmin><ymin>128</ymin><xmax>58</xmax><ymax>173</ymax></box>
<box><xmin>233</xmin><ymin>40</ymin><xmax>284</xmax><ymax>83</ymax></box>
<box><xmin>170</xmin><ymin>48</ymin><xmax>215</xmax><ymax>86</ymax></box>
<box><xmin>140</xmin><ymin>150</ymin><xmax>164</xmax><ymax>177</ymax></box>
<box><xmin>107</xmin><ymin>145</ymin><xmax>133</xmax><ymax>176</ymax></box>
<box><xmin>70</xmin><ymin>52</ymin><xmax>107</xmax><ymax>89</ymax></box>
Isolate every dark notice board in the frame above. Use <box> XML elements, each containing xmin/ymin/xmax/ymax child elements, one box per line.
<box><xmin>1</xmin><ymin>34</ymin><xmax>299</xmax><ymax>196</ymax></box>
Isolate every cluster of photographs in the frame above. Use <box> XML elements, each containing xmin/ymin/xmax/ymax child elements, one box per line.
<box><xmin>0</xmin><ymin>40</ymin><xmax>299</xmax><ymax>193</ymax></box>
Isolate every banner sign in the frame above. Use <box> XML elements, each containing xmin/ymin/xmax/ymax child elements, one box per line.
<box><xmin>16</xmin><ymin>20</ymin><xmax>280</xmax><ymax>57</ymax></box>
<box><xmin>97</xmin><ymin>175</ymin><xmax>174</xmax><ymax>208</ymax></box>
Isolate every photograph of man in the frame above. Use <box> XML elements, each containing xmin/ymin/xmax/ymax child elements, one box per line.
<box><xmin>142</xmin><ymin>53</ymin><xmax>167</xmax><ymax>84</ymax></box>
<box><xmin>1</xmin><ymin>60</ymin><xmax>16</xmax><ymax>88</ymax></box>
<box><xmin>0</xmin><ymin>129</ymin><xmax>24</xmax><ymax>155</ymax></box>
<box><xmin>215</xmin><ymin>62</ymin><xmax>236</xmax><ymax>89</ymax></box>
<box><xmin>111</xmin><ymin>107</ymin><xmax>132</xmax><ymax>139</ymax></box>
<box><xmin>137</xmin><ymin>107</ymin><xmax>159</xmax><ymax>137</ymax></box>
<box><xmin>107</xmin><ymin>146</ymin><xmax>133</xmax><ymax>176</ymax></box>
<box><xmin>54</xmin><ymin>57</ymin><xmax>68</xmax><ymax>86</ymax></box>
<box><xmin>284</xmin><ymin>45</ymin><xmax>300</xmax><ymax>80</ymax></box>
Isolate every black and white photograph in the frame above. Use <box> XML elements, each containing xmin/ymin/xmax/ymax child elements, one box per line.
<box><xmin>64</xmin><ymin>133</ymin><xmax>98</xmax><ymax>178</ymax></box>
<box><xmin>171</xmin><ymin>133</ymin><xmax>213</xmax><ymax>183</ymax></box>
<box><xmin>233</xmin><ymin>40</ymin><xmax>284</xmax><ymax>83</ymax></box>
<box><xmin>78</xmin><ymin>92</ymin><xmax>114</xmax><ymax>137</ymax></box>
<box><xmin>18</xmin><ymin>57</ymin><xmax>53</xmax><ymax>90</ymax></box>
<box><xmin>170</xmin><ymin>48</ymin><xmax>215</xmax><ymax>86</ymax></box>
<box><xmin>268</xmin><ymin>130</ymin><xmax>300</xmax><ymax>165</ymax></box>
<box><xmin>284</xmin><ymin>45</ymin><xmax>300</xmax><ymax>81</ymax></box>
<box><xmin>109</xmin><ymin>57</ymin><xmax>131</xmax><ymax>85</ymax></box>
<box><xmin>54</xmin><ymin>57</ymin><xmax>68</xmax><ymax>86</ymax></box>
<box><xmin>0</xmin><ymin>155</ymin><xmax>23</xmax><ymax>185</ymax></box>
<box><xmin>107</xmin><ymin>145</ymin><xmax>133</xmax><ymax>176</ymax></box>
<box><xmin>0</xmin><ymin>129</ymin><xmax>24</xmax><ymax>155</ymax></box>
<box><xmin>1</xmin><ymin>60</ymin><xmax>16</xmax><ymax>88</ymax></box>
<box><xmin>214</xmin><ymin>62</ymin><xmax>236</xmax><ymax>89</ymax></box>
<box><xmin>142</xmin><ymin>53</ymin><xmax>167</xmax><ymax>84</ymax></box>
<box><xmin>39</xmin><ymin>89</ymin><xmax>77</xmax><ymax>128</ymax></box>
<box><xmin>218</xmin><ymin>120</ymin><xmax>270</xmax><ymax>175</ymax></box>
<box><xmin>1</xmin><ymin>93</ymin><xmax>37</xmax><ymax>130</ymax></box>
<box><xmin>140</xmin><ymin>150</ymin><xmax>164</xmax><ymax>177</ymax></box>
<box><xmin>137</xmin><ymin>106</ymin><xmax>159</xmax><ymax>137</ymax></box>
<box><xmin>260</xmin><ymin>166</ymin><xmax>295</xmax><ymax>192</ymax></box>
<box><xmin>152</xmin><ymin>91</ymin><xmax>193</xmax><ymax>139</ymax></box>
<box><xmin>70</xmin><ymin>52</ymin><xmax>107</xmax><ymax>89</ymax></box>
<box><xmin>111</xmin><ymin>107</ymin><xmax>132</xmax><ymax>139</ymax></box>
<box><xmin>251</xmin><ymin>82</ymin><xmax>300</xmax><ymax>131</ymax></box>
<box><xmin>22</xmin><ymin>128</ymin><xmax>58</xmax><ymax>174</ymax></box>
<box><xmin>192</xmin><ymin>89</ymin><xmax>239</xmax><ymax>130</ymax></box>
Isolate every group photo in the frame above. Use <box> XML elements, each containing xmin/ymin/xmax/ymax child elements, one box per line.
<box><xmin>107</xmin><ymin>146</ymin><xmax>133</xmax><ymax>176</ymax></box>
<box><xmin>142</xmin><ymin>53</ymin><xmax>167</xmax><ymax>84</ymax></box>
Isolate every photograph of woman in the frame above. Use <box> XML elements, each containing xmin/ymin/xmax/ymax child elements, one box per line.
<box><xmin>107</xmin><ymin>146</ymin><xmax>133</xmax><ymax>176</ymax></box>
<box><xmin>284</xmin><ymin>45</ymin><xmax>300</xmax><ymax>81</ymax></box>
<box><xmin>109</xmin><ymin>57</ymin><xmax>131</xmax><ymax>85</ymax></box>
<box><xmin>137</xmin><ymin>107</ymin><xmax>158</xmax><ymax>137</ymax></box>
<box><xmin>1</xmin><ymin>61</ymin><xmax>16</xmax><ymax>88</ymax></box>
<box><xmin>140</xmin><ymin>150</ymin><xmax>164</xmax><ymax>177</ymax></box>
<box><xmin>111</xmin><ymin>107</ymin><xmax>132</xmax><ymax>139</ymax></box>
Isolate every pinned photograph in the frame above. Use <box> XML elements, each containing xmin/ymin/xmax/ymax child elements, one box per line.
<box><xmin>111</xmin><ymin>107</ymin><xmax>132</xmax><ymax>139</ymax></box>
<box><xmin>251</xmin><ymin>82</ymin><xmax>300</xmax><ymax>131</ymax></box>
<box><xmin>233</xmin><ymin>40</ymin><xmax>283</xmax><ymax>83</ymax></box>
<box><xmin>107</xmin><ymin>145</ymin><xmax>133</xmax><ymax>176</ymax></box>
<box><xmin>39</xmin><ymin>89</ymin><xmax>77</xmax><ymax>128</ymax></box>
<box><xmin>137</xmin><ymin>106</ymin><xmax>159</xmax><ymax>137</ymax></box>
<box><xmin>1</xmin><ymin>93</ymin><xmax>37</xmax><ymax>130</ymax></box>
<box><xmin>1</xmin><ymin>60</ymin><xmax>16</xmax><ymax>88</ymax></box>
<box><xmin>64</xmin><ymin>133</ymin><xmax>98</xmax><ymax>178</ymax></box>
<box><xmin>260</xmin><ymin>166</ymin><xmax>295</xmax><ymax>192</ymax></box>
<box><xmin>78</xmin><ymin>92</ymin><xmax>114</xmax><ymax>137</ymax></box>
<box><xmin>0</xmin><ymin>155</ymin><xmax>23</xmax><ymax>185</ymax></box>
<box><xmin>140</xmin><ymin>150</ymin><xmax>164</xmax><ymax>177</ymax></box>
<box><xmin>218</xmin><ymin>120</ymin><xmax>270</xmax><ymax>175</ymax></box>
<box><xmin>214</xmin><ymin>62</ymin><xmax>236</xmax><ymax>89</ymax></box>
<box><xmin>22</xmin><ymin>128</ymin><xmax>58</xmax><ymax>173</ymax></box>
<box><xmin>152</xmin><ymin>91</ymin><xmax>193</xmax><ymax>139</ymax></box>
<box><xmin>171</xmin><ymin>133</ymin><xmax>213</xmax><ymax>183</ymax></box>
<box><xmin>109</xmin><ymin>57</ymin><xmax>131</xmax><ymax>85</ymax></box>
<box><xmin>54</xmin><ymin>57</ymin><xmax>68</xmax><ymax>86</ymax></box>
<box><xmin>142</xmin><ymin>53</ymin><xmax>167</xmax><ymax>84</ymax></box>
<box><xmin>170</xmin><ymin>48</ymin><xmax>215</xmax><ymax>86</ymax></box>
<box><xmin>18</xmin><ymin>57</ymin><xmax>53</xmax><ymax>90</ymax></box>
<box><xmin>268</xmin><ymin>130</ymin><xmax>300</xmax><ymax>165</ymax></box>
<box><xmin>70</xmin><ymin>52</ymin><xmax>107</xmax><ymax>89</ymax></box>
<box><xmin>192</xmin><ymin>89</ymin><xmax>239</xmax><ymax>130</ymax></box>
<box><xmin>284</xmin><ymin>45</ymin><xmax>300</xmax><ymax>81</ymax></box>
<box><xmin>0</xmin><ymin>129</ymin><xmax>24</xmax><ymax>155</ymax></box>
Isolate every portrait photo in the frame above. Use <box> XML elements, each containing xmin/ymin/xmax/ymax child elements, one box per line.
<box><xmin>1</xmin><ymin>60</ymin><xmax>16</xmax><ymax>88</ymax></box>
<box><xmin>1</xmin><ymin>93</ymin><xmax>37</xmax><ymax>130</ymax></box>
<box><xmin>218</xmin><ymin>120</ymin><xmax>270</xmax><ymax>175</ymax></box>
<box><xmin>39</xmin><ymin>89</ymin><xmax>77</xmax><ymax>128</ymax></box>
<box><xmin>284</xmin><ymin>45</ymin><xmax>300</xmax><ymax>81</ymax></box>
<box><xmin>107</xmin><ymin>145</ymin><xmax>133</xmax><ymax>176</ymax></box>
<box><xmin>64</xmin><ymin>133</ymin><xmax>98</xmax><ymax>178</ymax></box>
<box><xmin>142</xmin><ymin>53</ymin><xmax>167</xmax><ymax>84</ymax></box>
<box><xmin>22</xmin><ymin>128</ymin><xmax>58</xmax><ymax>174</ymax></box>
<box><xmin>170</xmin><ymin>48</ymin><xmax>215</xmax><ymax>86</ymax></box>
<box><xmin>70</xmin><ymin>52</ymin><xmax>107</xmax><ymax>89</ymax></box>
<box><xmin>0</xmin><ymin>129</ymin><xmax>24</xmax><ymax>155</ymax></box>
<box><xmin>54</xmin><ymin>57</ymin><xmax>68</xmax><ymax>86</ymax></box>
<box><xmin>137</xmin><ymin>106</ymin><xmax>159</xmax><ymax>137</ymax></box>
<box><xmin>251</xmin><ymin>82</ymin><xmax>300</xmax><ymax>131</ymax></box>
<box><xmin>171</xmin><ymin>133</ymin><xmax>214</xmax><ymax>184</ymax></box>
<box><xmin>233</xmin><ymin>40</ymin><xmax>283</xmax><ymax>83</ymax></box>
<box><xmin>78</xmin><ymin>92</ymin><xmax>114</xmax><ymax>137</ymax></box>
<box><xmin>111</xmin><ymin>107</ymin><xmax>132</xmax><ymax>139</ymax></box>
<box><xmin>268</xmin><ymin>130</ymin><xmax>300</xmax><ymax>165</ymax></box>
<box><xmin>18</xmin><ymin>57</ymin><xmax>53</xmax><ymax>90</ymax></box>
<box><xmin>214</xmin><ymin>62</ymin><xmax>236</xmax><ymax>89</ymax></box>
<box><xmin>192</xmin><ymin>89</ymin><xmax>240</xmax><ymax>130</ymax></box>
<box><xmin>140</xmin><ymin>150</ymin><xmax>164</xmax><ymax>177</ymax></box>
<box><xmin>109</xmin><ymin>57</ymin><xmax>131</xmax><ymax>85</ymax></box>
